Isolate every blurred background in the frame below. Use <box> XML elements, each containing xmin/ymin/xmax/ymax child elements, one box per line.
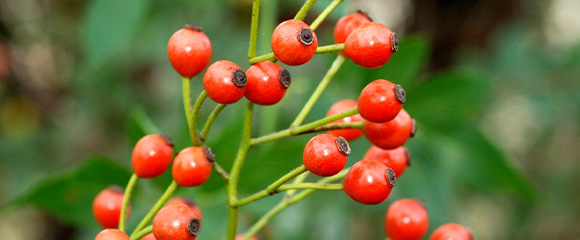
<box><xmin>0</xmin><ymin>0</ymin><xmax>579</xmax><ymax>239</ymax></box>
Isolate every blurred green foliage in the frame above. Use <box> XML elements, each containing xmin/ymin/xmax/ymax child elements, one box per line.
<box><xmin>1</xmin><ymin>0</ymin><xmax>579</xmax><ymax>239</ymax></box>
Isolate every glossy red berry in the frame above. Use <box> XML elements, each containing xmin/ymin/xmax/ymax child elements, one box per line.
<box><xmin>429</xmin><ymin>223</ymin><xmax>472</xmax><ymax>240</ymax></box>
<box><xmin>235</xmin><ymin>234</ymin><xmax>260</xmax><ymax>240</ymax></box>
<box><xmin>153</xmin><ymin>203</ymin><xmax>201</xmax><ymax>240</ymax></box>
<box><xmin>344</xmin><ymin>22</ymin><xmax>398</xmax><ymax>68</ymax></box>
<box><xmin>303</xmin><ymin>134</ymin><xmax>350</xmax><ymax>176</ymax></box>
<box><xmin>245</xmin><ymin>61</ymin><xmax>291</xmax><ymax>105</ymax></box>
<box><xmin>167</xmin><ymin>197</ymin><xmax>203</xmax><ymax>221</ymax></box>
<box><xmin>363</xmin><ymin>146</ymin><xmax>410</xmax><ymax>178</ymax></box>
<box><xmin>385</xmin><ymin>199</ymin><xmax>429</xmax><ymax>240</ymax></box>
<box><xmin>343</xmin><ymin>159</ymin><xmax>397</xmax><ymax>205</ymax></box>
<box><xmin>167</xmin><ymin>25</ymin><xmax>212</xmax><ymax>78</ymax></box>
<box><xmin>139</xmin><ymin>233</ymin><xmax>156</xmax><ymax>240</ymax></box>
<box><xmin>358</xmin><ymin>79</ymin><xmax>406</xmax><ymax>123</ymax></box>
<box><xmin>363</xmin><ymin>109</ymin><xmax>416</xmax><ymax>150</ymax></box>
<box><xmin>172</xmin><ymin>146</ymin><xmax>214</xmax><ymax>187</ymax></box>
<box><xmin>93</xmin><ymin>186</ymin><xmax>129</xmax><ymax>229</ymax></box>
<box><xmin>95</xmin><ymin>229</ymin><xmax>130</xmax><ymax>240</ymax></box>
<box><xmin>203</xmin><ymin>60</ymin><xmax>247</xmax><ymax>104</ymax></box>
<box><xmin>271</xmin><ymin>19</ymin><xmax>318</xmax><ymax>66</ymax></box>
<box><xmin>333</xmin><ymin>10</ymin><xmax>373</xmax><ymax>56</ymax></box>
<box><xmin>325</xmin><ymin>99</ymin><xmax>364</xmax><ymax>141</ymax></box>
<box><xmin>131</xmin><ymin>134</ymin><xmax>174</xmax><ymax>178</ymax></box>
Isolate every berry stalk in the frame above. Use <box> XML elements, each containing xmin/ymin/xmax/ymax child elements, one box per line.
<box><xmin>199</xmin><ymin>103</ymin><xmax>227</xmax><ymax>142</ymax></box>
<box><xmin>129</xmin><ymin>181</ymin><xmax>179</xmax><ymax>238</ymax></box>
<box><xmin>129</xmin><ymin>225</ymin><xmax>152</xmax><ymax>240</ymax></box>
<box><xmin>294</xmin><ymin>0</ymin><xmax>318</xmax><ymax>21</ymax></box>
<box><xmin>248</xmin><ymin>0</ymin><xmax>261</xmax><ymax>59</ymax></box>
<box><xmin>315</xmin><ymin>43</ymin><xmax>345</xmax><ymax>54</ymax></box>
<box><xmin>291</xmin><ymin>54</ymin><xmax>346</xmax><ymax>127</ymax></box>
<box><xmin>119</xmin><ymin>174</ymin><xmax>138</xmax><ymax>232</ymax></box>
<box><xmin>309</xmin><ymin>0</ymin><xmax>344</xmax><ymax>31</ymax></box>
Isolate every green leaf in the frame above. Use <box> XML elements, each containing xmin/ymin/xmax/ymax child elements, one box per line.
<box><xmin>8</xmin><ymin>156</ymin><xmax>132</xmax><ymax>226</ymax></box>
<box><xmin>83</xmin><ymin>0</ymin><xmax>149</xmax><ymax>68</ymax></box>
<box><xmin>405</xmin><ymin>69</ymin><xmax>491</xmax><ymax>133</ymax></box>
<box><xmin>452</xmin><ymin>127</ymin><xmax>539</xmax><ymax>201</ymax></box>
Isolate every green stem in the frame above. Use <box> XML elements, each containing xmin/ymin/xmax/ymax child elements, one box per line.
<box><xmin>248</xmin><ymin>0</ymin><xmax>261</xmax><ymax>59</ymax></box>
<box><xmin>304</xmin><ymin>121</ymin><xmax>364</xmax><ymax>134</ymax></box>
<box><xmin>241</xmin><ymin>168</ymin><xmax>349</xmax><ymax>240</ymax></box>
<box><xmin>294</xmin><ymin>0</ymin><xmax>318</xmax><ymax>20</ymax></box>
<box><xmin>315</xmin><ymin>43</ymin><xmax>345</xmax><ymax>54</ymax></box>
<box><xmin>309</xmin><ymin>0</ymin><xmax>344</xmax><ymax>31</ymax></box>
<box><xmin>285</xmin><ymin>171</ymin><xmax>309</xmax><ymax>197</ymax></box>
<box><xmin>199</xmin><ymin>104</ymin><xmax>227</xmax><ymax>142</ymax></box>
<box><xmin>129</xmin><ymin>225</ymin><xmax>152</xmax><ymax>240</ymax></box>
<box><xmin>183</xmin><ymin>76</ymin><xmax>193</xmax><ymax>126</ymax></box>
<box><xmin>190</xmin><ymin>91</ymin><xmax>208</xmax><ymax>146</ymax></box>
<box><xmin>226</xmin><ymin>101</ymin><xmax>254</xmax><ymax>240</ymax></box>
<box><xmin>130</xmin><ymin>181</ymin><xmax>179</xmax><ymax>238</ymax></box>
<box><xmin>278</xmin><ymin>182</ymin><xmax>343</xmax><ymax>191</ymax></box>
<box><xmin>212</xmin><ymin>161</ymin><xmax>230</xmax><ymax>182</ymax></box>
<box><xmin>249</xmin><ymin>52</ymin><xmax>275</xmax><ymax>65</ymax></box>
<box><xmin>291</xmin><ymin>54</ymin><xmax>346</xmax><ymax>127</ymax></box>
<box><xmin>267</xmin><ymin>165</ymin><xmax>307</xmax><ymax>194</ymax></box>
<box><xmin>251</xmin><ymin>107</ymin><xmax>359</xmax><ymax>145</ymax></box>
<box><xmin>119</xmin><ymin>174</ymin><xmax>138</xmax><ymax>232</ymax></box>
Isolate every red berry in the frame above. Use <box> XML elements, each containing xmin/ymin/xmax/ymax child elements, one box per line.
<box><xmin>139</xmin><ymin>233</ymin><xmax>157</xmax><ymax>240</ymax></box>
<box><xmin>95</xmin><ymin>229</ymin><xmax>130</xmax><ymax>240</ymax></box>
<box><xmin>363</xmin><ymin>146</ymin><xmax>410</xmax><ymax>178</ymax></box>
<box><xmin>203</xmin><ymin>60</ymin><xmax>247</xmax><ymax>104</ymax></box>
<box><xmin>271</xmin><ymin>19</ymin><xmax>318</xmax><ymax>66</ymax></box>
<box><xmin>325</xmin><ymin>99</ymin><xmax>364</xmax><ymax>141</ymax></box>
<box><xmin>167</xmin><ymin>197</ymin><xmax>203</xmax><ymax>221</ymax></box>
<box><xmin>235</xmin><ymin>234</ymin><xmax>260</xmax><ymax>240</ymax></box>
<box><xmin>344</xmin><ymin>22</ymin><xmax>398</xmax><ymax>68</ymax></box>
<box><xmin>385</xmin><ymin>199</ymin><xmax>429</xmax><ymax>240</ymax></box>
<box><xmin>303</xmin><ymin>134</ymin><xmax>350</xmax><ymax>176</ymax></box>
<box><xmin>131</xmin><ymin>134</ymin><xmax>174</xmax><ymax>178</ymax></box>
<box><xmin>245</xmin><ymin>61</ymin><xmax>291</xmax><ymax>105</ymax></box>
<box><xmin>172</xmin><ymin>146</ymin><xmax>214</xmax><ymax>187</ymax></box>
<box><xmin>153</xmin><ymin>203</ymin><xmax>201</xmax><ymax>240</ymax></box>
<box><xmin>333</xmin><ymin>10</ymin><xmax>373</xmax><ymax>56</ymax></box>
<box><xmin>363</xmin><ymin>109</ymin><xmax>416</xmax><ymax>150</ymax></box>
<box><xmin>93</xmin><ymin>186</ymin><xmax>129</xmax><ymax>229</ymax></box>
<box><xmin>343</xmin><ymin>159</ymin><xmax>397</xmax><ymax>205</ymax></box>
<box><xmin>358</xmin><ymin>79</ymin><xmax>406</xmax><ymax>123</ymax></box>
<box><xmin>167</xmin><ymin>25</ymin><xmax>212</xmax><ymax>78</ymax></box>
<box><xmin>429</xmin><ymin>223</ymin><xmax>472</xmax><ymax>240</ymax></box>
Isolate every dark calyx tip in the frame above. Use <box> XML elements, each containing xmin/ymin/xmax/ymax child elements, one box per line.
<box><xmin>391</xmin><ymin>32</ymin><xmax>399</xmax><ymax>52</ymax></box>
<box><xmin>335</xmin><ymin>136</ymin><xmax>351</xmax><ymax>156</ymax></box>
<box><xmin>187</xmin><ymin>217</ymin><xmax>202</xmax><ymax>236</ymax></box>
<box><xmin>356</xmin><ymin>10</ymin><xmax>373</xmax><ymax>22</ymax></box>
<box><xmin>184</xmin><ymin>24</ymin><xmax>202</xmax><ymax>32</ymax></box>
<box><xmin>279</xmin><ymin>69</ymin><xmax>291</xmax><ymax>88</ymax></box>
<box><xmin>202</xmin><ymin>146</ymin><xmax>216</xmax><ymax>163</ymax></box>
<box><xmin>297</xmin><ymin>27</ymin><xmax>315</xmax><ymax>46</ymax></box>
<box><xmin>386</xmin><ymin>167</ymin><xmax>397</xmax><ymax>187</ymax></box>
<box><xmin>232</xmin><ymin>69</ymin><xmax>247</xmax><ymax>88</ymax></box>
<box><xmin>411</xmin><ymin>119</ymin><xmax>417</xmax><ymax>137</ymax></box>
<box><xmin>394</xmin><ymin>84</ymin><xmax>406</xmax><ymax>103</ymax></box>
<box><xmin>160</xmin><ymin>134</ymin><xmax>175</xmax><ymax>148</ymax></box>
<box><xmin>403</xmin><ymin>147</ymin><xmax>411</xmax><ymax>166</ymax></box>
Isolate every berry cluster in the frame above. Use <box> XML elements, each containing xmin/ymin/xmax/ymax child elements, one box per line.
<box><xmin>91</xmin><ymin>2</ymin><xmax>472</xmax><ymax>240</ymax></box>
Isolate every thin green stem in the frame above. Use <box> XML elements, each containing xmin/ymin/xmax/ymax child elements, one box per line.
<box><xmin>291</xmin><ymin>54</ymin><xmax>346</xmax><ymax>127</ymax></box>
<box><xmin>285</xmin><ymin>171</ymin><xmax>309</xmax><ymax>197</ymax></box>
<box><xmin>129</xmin><ymin>225</ymin><xmax>152</xmax><ymax>240</ymax></box>
<box><xmin>266</xmin><ymin>165</ymin><xmax>307</xmax><ymax>194</ymax></box>
<box><xmin>309</xmin><ymin>0</ymin><xmax>344</xmax><ymax>31</ymax></box>
<box><xmin>277</xmin><ymin>182</ymin><xmax>343</xmax><ymax>191</ymax></box>
<box><xmin>241</xmin><ymin>168</ymin><xmax>349</xmax><ymax>240</ymax></box>
<box><xmin>119</xmin><ymin>174</ymin><xmax>138</xmax><ymax>232</ymax></box>
<box><xmin>249</xmin><ymin>52</ymin><xmax>275</xmax><ymax>65</ymax></box>
<box><xmin>315</xmin><ymin>43</ymin><xmax>345</xmax><ymax>54</ymax></box>
<box><xmin>189</xmin><ymin>91</ymin><xmax>208</xmax><ymax>146</ymax></box>
<box><xmin>226</xmin><ymin>101</ymin><xmax>254</xmax><ymax>240</ymax></box>
<box><xmin>248</xmin><ymin>0</ymin><xmax>261</xmax><ymax>59</ymax></box>
<box><xmin>303</xmin><ymin>121</ymin><xmax>364</xmax><ymax>134</ymax></box>
<box><xmin>294</xmin><ymin>0</ymin><xmax>318</xmax><ymax>20</ymax></box>
<box><xmin>183</xmin><ymin>76</ymin><xmax>192</xmax><ymax>126</ymax></box>
<box><xmin>212</xmin><ymin>161</ymin><xmax>230</xmax><ymax>182</ymax></box>
<box><xmin>130</xmin><ymin>181</ymin><xmax>179</xmax><ymax>238</ymax></box>
<box><xmin>199</xmin><ymin>104</ymin><xmax>227</xmax><ymax>142</ymax></box>
<box><xmin>251</xmin><ymin>107</ymin><xmax>359</xmax><ymax>145</ymax></box>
